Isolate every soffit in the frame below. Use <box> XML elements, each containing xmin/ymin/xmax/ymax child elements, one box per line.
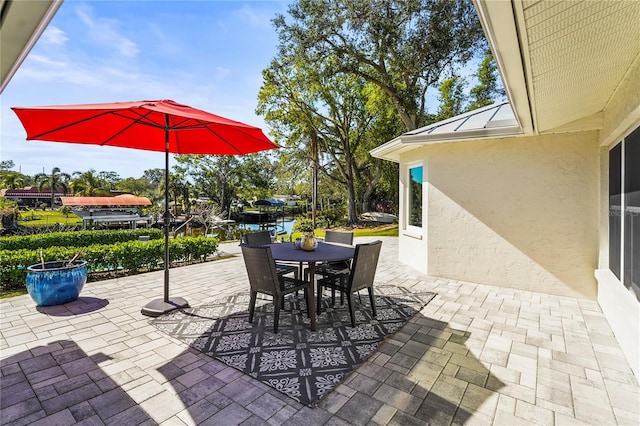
<box><xmin>520</xmin><ymin>0</ymin><xmax>640</xmax><ymax>133</ymax></box>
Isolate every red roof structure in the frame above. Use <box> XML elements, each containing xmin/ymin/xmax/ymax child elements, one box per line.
<box><xmin>60</xmin><ymin>195</ymin><xmax>151</xmax><ymax>206</ymax></box>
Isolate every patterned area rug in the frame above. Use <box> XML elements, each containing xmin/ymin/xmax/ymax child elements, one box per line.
<box><xmin>151</xmin><ymin>285</ymin><xmax>435</xmax><ymax>407</ymax></box>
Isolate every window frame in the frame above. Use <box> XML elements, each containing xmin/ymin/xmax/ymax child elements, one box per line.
<box><xmin>405</xmin><ymin>162</ymin><xmax>423</xmax><ymax>235</ymax></box>
<box><xmin>609</xmin><ymin>125</ymin><xmax>640</xmax><ymax>301</ymax></box>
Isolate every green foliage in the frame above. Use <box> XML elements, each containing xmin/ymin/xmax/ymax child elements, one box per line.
<box><xmin>436</xmin><ymin>76</ymin><xmax>466</xmax><ymax>120</ymax></box>
<box><xmin>59</xmin><ymin>206</ymin><xmax>72</xmax><ymax>217</ymax></box>
<box><xmin>293</xmin><ymin>217</ymin><xmax>315</xmax><ymax>233</ymax></box>
<box><xmin>0</xmin><ymin>236</ymin><xmax>219</xmax><ymax>291</ymax></box>
<box><xmin>0</xmin><ymin>208</ymin><xmax>18</xmax><ymax>229</ymax></box>
<box><xmin>34</xmin><ymin>167</ymin><xmax>71</xmax><ymax>206</ymax></box>
<box><xmin>0</xmin><ymin>228</ymin><xmax>163</xmax><ymax>251</ymax></box>
<box><xmin>468</xmin><ymin>50</ymin><xmax>505</xmax><ymax>111</ymax></box>
<box><xmin>70</xmin><ymin>169</ymin><xmax>111</xmax><ymax>196</ymax></box>
<box><xmin>272</xmin><ymin>0</ymin><xmax>485</xmax><ymax>131</ymax></box>
<box><xmin>353</xmin><ymin>225</ymin><xmax>398</xmax><ymax>237</ymax></box>
<box><xmin>318</xmin><ymin>206</ymin><xmax>346</xmax><ymax>228</ymax></box>
<box><xmin>175</xmin><ymin>154</ymin><xmax>276</xmax><ymax>211</ymax></box>
<box><xmin>0</xmin><ymin>160</ymin><xmax>15</xmax><ymax>171</ymax></box>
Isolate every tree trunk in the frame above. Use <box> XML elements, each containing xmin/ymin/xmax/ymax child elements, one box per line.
<box><xmin>344</xmin><ymin>147</ymin><xmax>358</xmax><ymax>225</ymax></box>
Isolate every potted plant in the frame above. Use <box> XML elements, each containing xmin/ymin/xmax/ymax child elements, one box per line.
<box><xmin>26</xmin><ymin>251</ymin><xmax>87</xmax><ymax>306</ymax></box>
<box><xmin>294</xmin><ymin>218</ymin><xmax>318</xmax><ymax>251</ymax></box>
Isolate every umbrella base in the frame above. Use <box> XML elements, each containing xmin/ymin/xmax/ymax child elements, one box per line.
<box><xmin>141</xmin><ymin>297</ymin><xmax>189</xmax><ymax>317</ymax></box>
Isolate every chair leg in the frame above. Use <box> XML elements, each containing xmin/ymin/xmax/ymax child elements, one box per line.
<box><xmin>347</xmin><ymin>293</ymin><xmax>356</xmax><ymax>327</ymax></box>
<box><xmin>248</xmin><ymin>291</ymin><xmax>257</xmax><ymax>323</ymax></box>
<box><xmin>273</xmin><ymin>298</ymin><xmax>280</xmax><ymax>333</ymax></box>
<box><xmin>368</xmin><ymin>287</ymin><xmax>376</xmax><ymax>317</ymax></box>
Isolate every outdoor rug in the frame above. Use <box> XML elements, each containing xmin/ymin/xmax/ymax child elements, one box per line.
<box><xmin>151</xmin><ymin>285</ymin><xmax>436</xmax><ymax>407</ymax></box>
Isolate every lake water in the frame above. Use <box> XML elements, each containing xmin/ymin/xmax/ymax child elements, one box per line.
<box><xmin>238</xmin><ymin>218</ymin><xmax>296</xmax><ymax>236</ymax></box>
<box><xmin>207</xmin><ymin>218</ymin><xmax>296</xmax><ymax>241</ymax></box>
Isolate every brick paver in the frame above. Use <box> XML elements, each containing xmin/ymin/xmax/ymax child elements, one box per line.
<box><xmin>1</xmin><ymin>237</ymin><xmax>638</xmax><ymax>425</ymax></box>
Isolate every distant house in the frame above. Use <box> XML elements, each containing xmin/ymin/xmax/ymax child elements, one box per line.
<box><xmin>372</xmin><ymin>1</ymin><xmax>639</xmax><ymax>377</ymax></box>
<box><xmin>0</xmin><ymin>187</ymin><xmax>68</xmax><ymax>207</ymax></box>
<box><xmin>60</xmin><ymin>195</ymin><xmax>153</xmax><ymax>229</ymax></box>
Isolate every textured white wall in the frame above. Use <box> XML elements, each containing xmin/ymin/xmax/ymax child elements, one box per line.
<box><xmin>399</xmin><ymin>132</ymin><xmax>600</xmax><ymax>298</ymax></box>
<box><xmin>601</xmin><ymin>56</ymin><xmax>640</xmax><ymax>147</ymax></box>
<box><xmin>398</xmin><ymin>158</ymin><xmax>428</xmax><ymax>274</ymax></box>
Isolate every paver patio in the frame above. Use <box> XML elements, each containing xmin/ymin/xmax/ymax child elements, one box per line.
<box><xmin>1</xmin><ymin>237</ymin><xmax>638</xmax><ymax>425</ymax></box>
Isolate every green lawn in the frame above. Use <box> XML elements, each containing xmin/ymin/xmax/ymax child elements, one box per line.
<box><xmin>290</xmin><ymin>224</ymin><xmax>398</xmax><ymax>240</ymax></box>
<box><xmin>17</xmin><ymin>210</ymin><xmax>82</xmax><ymax>227</ymax></box>
<box><xmin>352</xmin><ymin>224</ymin><xmax>398</xmax><ymax>237</ymax></box>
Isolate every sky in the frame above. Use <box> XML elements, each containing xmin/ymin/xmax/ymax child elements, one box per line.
<box><xmin>1</xmin><ymin>1</ymin><xmax>292</xmax><ymax>179</ymax></box>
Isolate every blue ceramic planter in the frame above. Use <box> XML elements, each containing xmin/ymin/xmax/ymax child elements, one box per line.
<box><xmin>26</xmin><ymin>260</ymin><xmax>88</xmax><ymax>306</ymax></box>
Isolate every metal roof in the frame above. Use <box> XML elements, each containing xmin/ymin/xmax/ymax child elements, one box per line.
<box><xmin>371</xmin><ymin>102</ymin><xmax>522</xmax><ymax>162</ymax></box>
<box><xmin>60</xmin><ymin>196</ymin><xmax>151</xmax><ymax>206</ymax></box>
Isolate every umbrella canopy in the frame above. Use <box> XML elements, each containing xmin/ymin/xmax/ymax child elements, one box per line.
<box><xmin>11</xmin><ymin>99</ymin><xmax>278</xmax><ymax>154</ymax></box>
<box><xmin>12</xmin><ymin>99</ymin><xmax>279</xmax><ymax>316</ymax></box>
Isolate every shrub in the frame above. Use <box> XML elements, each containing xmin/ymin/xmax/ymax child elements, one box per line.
<box><xmin>0</xmin><ymin>228</ymin><xmax>163</xmax><ymax>251</ymax></box>
<box><xmin>0</xmin><ymin>236</ymin><xmax>219</xmax><ymax>291</ymax></box>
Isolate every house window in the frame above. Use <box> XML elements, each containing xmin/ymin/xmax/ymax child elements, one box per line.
<box><xmin>408</xmin><ymin>165</ymin><xmax>423</xmax><ymax>228</ymax></box>
<box><xmin>609</xmin><ymin>125</ymin><xmax>640</xmax><ymax>301</ymax></box>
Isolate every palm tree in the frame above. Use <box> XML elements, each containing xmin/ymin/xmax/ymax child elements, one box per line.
<box><xmin>34</xmin><ymin>167</ymin><xmax>71</xmax><ymax>207</ymax></box>
<box><xmin>0</xmin><ymin>172</ymin><xmax>25</xmax><ymax>189</ymax></box>
<box><xmin>71</xmin><ymin>169</ymin><xmax>108</xmax><ymax>196</ymax></box>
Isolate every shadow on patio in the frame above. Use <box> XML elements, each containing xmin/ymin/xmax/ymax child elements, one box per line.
<box><xmin>151</xmin><ymin>289</ymin><xmax>505</xmax><ymax>425</ymax></box>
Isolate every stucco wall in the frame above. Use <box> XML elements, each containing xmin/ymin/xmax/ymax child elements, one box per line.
<box><xmin>398</xmin><ymin>157</ymin><xmax>428</xmax><ymax>274</ymax></box>
<box><xmin>402</xmin><ymin>132</ymin><xmax>600</xmax><ymax>298</ymax></box>
<box><xmin>601</xmin><ymin>56</ymin><xmax>640</xmax><ymax>147</ymax></box>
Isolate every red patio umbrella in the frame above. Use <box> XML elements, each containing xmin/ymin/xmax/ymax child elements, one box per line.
<box><xmin>12</xmin><ymin>99</ymin><xmax>279</xmax><ymax>316</ymax></box>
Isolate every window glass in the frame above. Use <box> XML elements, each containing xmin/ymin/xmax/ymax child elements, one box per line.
<box><xmin>609</xmin><ymin>143</ymin><xmax>622</xmax><ymax>279</ymax></box>
<box><xmin>409</xmin><ymin>166</ymin><xmax>423</xmax><ymax>228</ymax></box>
<box><xmin>609</xmin><ymin>125</ymin><xmax>640</xmax><ymax>302</ymax></box>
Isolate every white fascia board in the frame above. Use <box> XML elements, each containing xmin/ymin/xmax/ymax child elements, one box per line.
<box><xmin>472</xmin><ymin>0</ymin><xmax>534</xmax><ymax>135</ymax></box>
<box><xmin>370</xmin><ymin>126</ymin><xmax>523</xmax><ymax>162</ymax></box>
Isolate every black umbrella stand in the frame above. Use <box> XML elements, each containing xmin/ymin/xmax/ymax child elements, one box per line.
<box><xmin>141</xmin><ymin>123</ymin><xmax>189</xmax><ymax>317</ymax></box>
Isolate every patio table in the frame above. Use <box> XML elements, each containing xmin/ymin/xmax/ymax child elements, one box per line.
<box><xmin>269</xmin><ymin>241</ymin><xmax>355</xmax><ymax>331</ymax></box>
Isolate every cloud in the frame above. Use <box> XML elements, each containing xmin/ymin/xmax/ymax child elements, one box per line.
<box><xmin>148</xmin><ymin>23</ymin><xmax>182</xmax><ymax>55</ymax></box>
<box><xmin>215</xmin><ymin>67</ymin><xmax>231</xmax><ymax>78</ymax></box>
<box><xmin>41</xmin><ymin>26</ymin><xmax>68</xmax><ymax>45</ymax></box>
<box><xmin>237</xmin><ymin>4</ymin><xmax>276</xmax><ymax>30</ymax></box>
<box><xmin>76</xmin><ymin>6</ymin><xmax>140</xmax><ymax>57</ymax></box>
<box><xmin>2</xmin><ymin>1</ymin><xmax>283</xmax><ymax>179</ymax></box>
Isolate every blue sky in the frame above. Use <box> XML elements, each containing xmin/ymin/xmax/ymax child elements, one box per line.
<box><xmin>1</xmin><ymin>1</ymin><xmax>291</xmax><ymax>179</ymax></box>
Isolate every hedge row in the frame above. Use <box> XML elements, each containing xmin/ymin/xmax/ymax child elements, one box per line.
<box><xmin>0</xmin><ymin>228</ymin><xmax>163</xmax><ymax>251</ymax></box>
<box><xmin>0</xmin><ymin>236</ymin><xmax>219</xmax><ymax>290</ymax></box>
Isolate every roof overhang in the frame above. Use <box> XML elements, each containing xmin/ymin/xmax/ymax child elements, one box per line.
<box><xmin>372</xmin><ymin>1</ymin><xmax>640</xmax><ymax>162</ymax></box>
<box><xmin>0</xmin><ymin>0</ymin><xmax>63</xmax><ymax>94</ymax></box>
<box><xmin>371</xmin><ymin>102</ymin><xmax>522</xmax><ymax>163</ymax></box>
<box><xmin>471</xmin><ymin>0</ymin><xmax>533</xmax><ymax>135</ymax></box>
<box><xmin>474</xmin><ymin>0</ymin><xmax>640</xmax><ymax>135</ymax></box>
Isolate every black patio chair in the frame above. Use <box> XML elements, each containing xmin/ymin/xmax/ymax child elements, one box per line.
<box><xmin>241</xmin><ymin>244</ymin><xmax>311</xmax><ymax>333</ymax></box>
<box><xmin>244</xmin><ymin>230</ymin><xmax>299</xmax><ymax>279</ymax></box>
<box><xmin>316</xmin><ymin>240</ymin><xmax>382</xmax><ymax>327</ymax></box>
<box><xmin>303</xmin><ymin>230</ymin><xmax>354</xmax><ymax>280</ymax></box>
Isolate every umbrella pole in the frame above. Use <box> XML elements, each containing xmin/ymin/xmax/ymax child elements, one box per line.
<box><xmin>141</xmin><ymin>123</ymin><xmax>189</xmax><ymax>317</ymax></box>
<box><xmin>164</xmin><ymin>143</ymin><xmax>170</xmax><ymax>302</ymax></box>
